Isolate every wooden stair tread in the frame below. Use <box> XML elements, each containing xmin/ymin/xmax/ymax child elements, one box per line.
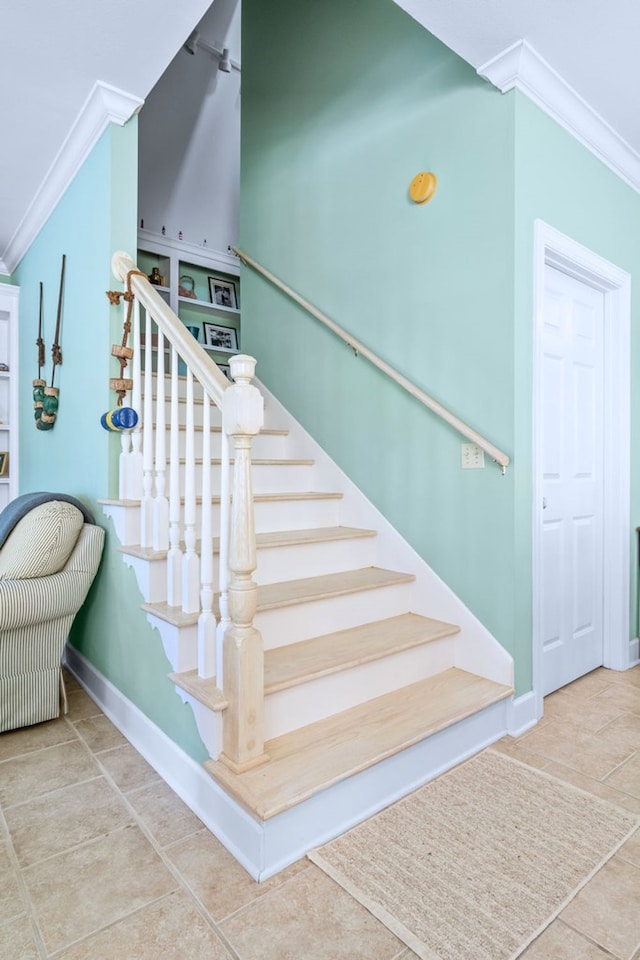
<box><xmin>264</xmin><ymin>612</ymin><xmax>460</xmax><ymax>694</ymax></box>
<box><xmin>119</xmin><ymin>526</ymin><xmax>377</xmax><ymax>562</ymax></box>
<box><xmin>143</xmin><ymin>566</ymin><xmax>414</xmax><ymax>626</ymax></box>
<box><xmin>181</xmin><ymin>458</ymin><xmax>314</xmax><ymax>466</ymax></box>
<box><xmin>253</xmin><ymin>566</ymin><xmax>414</xmax><ymax>612</ymax></box>
<box><xmin>205</xmin><ymin>668</ymin><xmax>513</xmax><ymax>820</ymax></box>
<box><xmin>169</xmin><ymin>670</ymin><xmax>228</xmax><ymax>712</ymax></box>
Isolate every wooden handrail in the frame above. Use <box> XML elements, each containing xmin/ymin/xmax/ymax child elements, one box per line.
<box><xmin>111</xmin><ymin>251</ymin><xmax>229</xmax><ymax>406</ymax></box>
<box><xmin>233</xmin><ymin>246</ymin><xmax>511</xmax><ymax>472</ymax></box>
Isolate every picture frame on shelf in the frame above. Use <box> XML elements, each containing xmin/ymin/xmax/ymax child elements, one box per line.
<box><xmin>204</xmin><ymin>322</ymin><xmax>238</xmax><ymax>352</ymax></box>
<box><xmin>208</xmin><ymin>275</ymin><xmax>238</xmax><ymax>309</ymax></box>
<box><xmin>217</xmin><ymin>363</ymin><xmax>232</xmax><ymax>381</ymax></box>
<box><xmin>0</xmin><ymin>452</ymin><xmax>8</xmax><ymax>477</ymax></box>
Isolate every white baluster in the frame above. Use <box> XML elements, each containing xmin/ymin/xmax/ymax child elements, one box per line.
<box><xmin>181</xmin><ymin>368</ymin><xmax>200</xmax><ymax>612</ymax></box>
<box><xmin>152</xmin><ymin>329</ymin><xmax>169</xmax><ymax>551</ymax></box>
<box><xmin>220</xmin><ymin>355</ymin><xmax>267</xmax><ymax>772</ymax></box>
<box><xmin>117</xmin><ymin>294</ymin><xmax>132</xmax><ymax>499</ymax></box>
<box><xmin>128</xmin><ymin>298</ymin><xmax>143</xmax><ymax>500</ymax></box>
<box><xmin>216</xmin><ymin>428</ymin><xmax>231</xmax><ymax>686</ymax></box>
<box><xmin>140</xmin><ymin>311</ymin><xmax>154</xmax><ymax>547</ymax></box>
<box><xmin>198</xmin><ymin>390</ymin><xmax>216</xmax><ymax>677</ymax></box>
<box><xmin>166</xmin><ymin>343</ymin><xmax>182</xmax><ymax>607</ymax></box>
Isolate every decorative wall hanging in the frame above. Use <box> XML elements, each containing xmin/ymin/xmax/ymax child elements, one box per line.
<box><xmin>33</xmin><ymin>281</ymin><xmax>46</xmax><ymax>426</ymax></box>
<box><xmin>103</xmin><ymin>268</ymin><xmax>145</xmax><ymax>432</ymax></box>
<box><xmin>34</xmin><ymin>254</ymin><xmax>66</xmax><ymax>431</ymax></box>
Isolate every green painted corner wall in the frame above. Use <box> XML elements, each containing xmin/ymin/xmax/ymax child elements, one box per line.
<box><xmin>241</xmin><ymin>0</ymin><xmax>524</xmax><ymax>684</ymax></box>
<box><xmin>12</xmin><ymin>121</ymin><xmax>207</xmax><ymax>762</ymax></box>
<box><xmin>512</xmin><ymin>91</ymin><xmax>640</xmax><ymax>648</ymax></box>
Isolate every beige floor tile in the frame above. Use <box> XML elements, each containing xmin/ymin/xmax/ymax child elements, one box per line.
<box><xmin>0</xmin><ymin>740</ymin><xmax>100</xmax><ymax>808</ymax></box>
<box><xmin>521</xmin><ymin>918</ymin><xmax>616</xmax><ymax>958</ymax></box>
<box><xmin>72</xmin><ymin>715</ymin><xmax>127</xmax><ymax>753</ymax></box>
<box><xmin>5</xmin><ymin>776</ymin><xmax>133</xmax><ymax>867</ymax></box>
<box><xmin>604</xmin><ymin>666</ymin><xmax>640</xmax><ymax>689</ymax></box>
<box><xmin>220</xmin><ymin>864</ymin><xmax>406</xmax><ymax>960</ymax></box>
<box><xmin>97</xmin><ymin>743</ymin><xmax>161</xmax><ymax>793</ymax></box>
<box><xmin>0</xmin><ymin>844</ymin><xmax>25</xmax><ymax>925</ymax></box>
<box><xmin>604</xmin><ymin>754</ymin><xmax>640</xmax><ymax>800</ymax></box>
<box><xmin>0</xmin><ymin>717</ymin><xmax>76</xmax><ymax>762</ymax></box>
<box><xmin>23</xmin><ymin>823</ymin><xmax>177</xmax><ymax>955</ymax></box>
<box><xmin>542</xmin><ymin>688</ymin><xmax>626</xmax><ymax>731</ymax></box>
<box><xmin>64</xmin><ymin>688</ymin><xmax>103</xmax><ymax>722</ymax></box>
<box><xmin>617</xmin><ymin>828</ymin><xmax>640</xmax><ymax>869</ymax></box>
<box><xmin>489</xmin><ymin>736</ymin><xmax>553</xmax><ymax>771</ymax></box>
<box><xmin>596</xmin><ymin>713</ymin><xmax>640</xmax><ymax>754</ymax></box>
<box><xmin>517</xmin><ymin>718</ymin><xmax>634</xmax><ymax>780</ymax></box>
<box><xmin>543</xmin><ymin>762</ymin><xmax>640</xmax><ymax>815</ymax></box>
<box><xmin>561</xmin><ymin>857</ymin><xmax>640</xmax><ymax>959</ymax></box>
<box><xmin>0</xmin><ymin>915</ymin><xmax>41</xmax><ymax>960</ymax></box>
<box><xmin>594</xmin><ymin>682</ymin><xmax>640</xmax><ymax>716</ymax></box>
<box><xmin>556</xmin><ymin>671</ymin><xmax>617</xmax><ymax>699</ymax></box>
<box><xmin>56</xmin><ymin>890</ymin><xmax>233</xmax><ymax>960</ymax></box>
<box><xmin>126</xmin><ymin>779</ymin><xmax>203</xmax><ymax>847</ymax></box>
<box><xmin>165</xmin><ymin>828</ymin><xmax>310</xmax><ymax>922</ymax></box>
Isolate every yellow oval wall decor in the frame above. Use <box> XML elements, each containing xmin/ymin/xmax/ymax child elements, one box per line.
<box><xmin>409</xmin><ymin>171</ymin><xmax>437</xmax><ymax>205</ymax></box>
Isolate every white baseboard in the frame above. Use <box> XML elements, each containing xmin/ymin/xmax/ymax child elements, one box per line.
<box><xmin>506</xmin><ymin>690</ymin><xmax>539</xmax><ymax>737</ymax></box>
<box><xmin>64</xmin><ymin>644</ymin><xmax>511</xmax><ymax>881</ymax></box>
<box><xmin>64</xmin><ymin>645</ymin><xmax>264</xmax><ymax>879</ymax></box>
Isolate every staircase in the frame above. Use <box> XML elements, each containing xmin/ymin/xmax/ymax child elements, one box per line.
<box><xmin>101</xmin><ymin>252</ymin><xmax>513</xmax><ymax>879</ymax></box>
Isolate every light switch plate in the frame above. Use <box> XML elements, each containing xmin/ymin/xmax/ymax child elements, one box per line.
<box><xmin>461</xmin><ymin>442</ymin><xmax>485</xmax><ymax>469</ymax></box>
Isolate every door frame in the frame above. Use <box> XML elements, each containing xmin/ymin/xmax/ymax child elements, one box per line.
<box><xmin>532</xmin><ymin>220</ymin><xmax>631</xmax><ymax>719</ymax></box>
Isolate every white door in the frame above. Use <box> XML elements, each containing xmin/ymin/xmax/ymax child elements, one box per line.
<box><xmin>540</xmin><ymin>264</ymin><xmax>605</xmax><ymax>695</ymax></box>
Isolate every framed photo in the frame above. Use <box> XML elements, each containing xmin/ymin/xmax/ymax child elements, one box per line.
<box><xmin>203</xmin><ymin>322</ymin><xmax>238</xmax><ymax>352</ymax></box>
<box><xmin>0</xmin><ymin>452</ymin><xmax>8</xmax><ymax>477</ymax></box>
<box><xmin>217</xmin><ymin>363</ymin><xmax>232</xmax><ymax>381</ymax></box>
<box><xmin>208</xmin><ymin>275</ymin><xmax>238</xmax><ymax>310</ymax></box>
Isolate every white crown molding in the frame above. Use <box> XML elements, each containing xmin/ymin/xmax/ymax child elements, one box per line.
<box><xmin>3</xmin><ymin>81</ymin><xmax>143</xmax><ymax>274</ymax></box>
<box><xmin>478</xmin><ymin>40</ymin><xmax>640</xmax><ymax>195</ymax></box>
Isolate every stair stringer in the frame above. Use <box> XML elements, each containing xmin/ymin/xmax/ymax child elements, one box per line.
<box><xmin>254</xmin><ymin>377</ymin><xmax>513</xmax><ymax>688</ymax></box>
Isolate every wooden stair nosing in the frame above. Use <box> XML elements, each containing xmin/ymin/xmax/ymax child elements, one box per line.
<box><xmin>142</xmin><ymin>566</ymin><xmax>415</xmax><ymax>627</ymax></box>
<box><xmin>119</xmin><ymin>525</ymin><xmax>377</xmax><ymax>562</ymax></box>
<box><xmin>205</xmin><ymin>668</ymin><xmax>513</xmax><ymax>820</ymax></box>
<box><xmin>169</xmin><ymin>670</ymin><xmax>228</xmax><ymax>712</ymax></box>
<box><xmin>264</xmin><ymin>612</ymin><xmax>460</xmax><ymax>694</ymax></box>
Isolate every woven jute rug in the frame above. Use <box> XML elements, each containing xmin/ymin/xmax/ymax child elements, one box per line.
<box><xmin>309</xmin><ymin>750</ymin><xmax>639</xmax><ymax>960</ymax></box>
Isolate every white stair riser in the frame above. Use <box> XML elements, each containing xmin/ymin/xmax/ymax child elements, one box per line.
<box><xmin>120</xmin><ymin>533</ymin><xmax>378</xmax><ymax>599</ymax></box>
<box><xmin>168</xmin><ymin>461</ymin><xmax>316</xmax><ymax>495</ymax></box>
<box><xmin>257</xmin><ymin>580</ymin><xmax>416</xmax><ymax>649</ymax></box>
<box><xmin>253</xmin><ymin>535</ymin><xmax>377</xmax><ymax>583</ymax></box>
<box><xmin>148</xmin><ymin>397</ymin><xmax>224</xmax><ymax>429</ymax></box>
<box><xmin>108</xmin><ymin>495</ymin><xmax>342</xmax><ymax>539</ymax></box>
<box><xmin>265</xmin><ymin>636</ymin><xmax>455</xmax><ymax>738</ymax></box>
<box><xmin>158</xmin><ymin>429</ymin><xmax>289</xmax><ymax>459</ymax></box>
<box><xmin>146</xmin><ymin>616</ymin><xmax>198</xmax><ymax>673</ymax></box>
<box><xmin>121</xmin><ymin>552</ymin><xmax>167</xmax><ymax>603</ymax></box>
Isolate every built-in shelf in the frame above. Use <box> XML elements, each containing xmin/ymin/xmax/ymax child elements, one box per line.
<box><xmin>138</xmin><ymin>232</ymin><xmax>241</xmax><ymax>356</ymax></box>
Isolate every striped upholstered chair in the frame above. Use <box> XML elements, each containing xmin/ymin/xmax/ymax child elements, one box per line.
<box><xmin>0</xmin><ymin>493</ymin><xmax>105</xmax><ymax>732</ymax></box>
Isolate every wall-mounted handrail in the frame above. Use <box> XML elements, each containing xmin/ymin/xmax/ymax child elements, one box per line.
<box><xmin>233</xmin><ymin>246</ymin><xmax>511</xmax><ymax>472</ymax></box>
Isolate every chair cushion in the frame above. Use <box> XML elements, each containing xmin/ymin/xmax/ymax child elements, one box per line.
<box><xmin>0</xmin><ymin>501</ymin><xmax>85</xmax><ymax>579</ymax></box>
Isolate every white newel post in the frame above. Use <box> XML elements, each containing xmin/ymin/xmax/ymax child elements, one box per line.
<box><xmin>220</xmin><ymin>355</ymin><xmax>267</xmax><ymax>772</ymax></box>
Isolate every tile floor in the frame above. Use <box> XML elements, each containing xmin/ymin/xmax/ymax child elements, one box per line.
<box><xmin>1</xmin><ymin>666</ymin><xmax>639</xmax><ymax>959</ymax></box>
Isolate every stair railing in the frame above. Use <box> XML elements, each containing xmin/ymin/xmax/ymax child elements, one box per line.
<box><xmin>111</xmin><ymin>251</ymin><xmax>267</xmax><ymax>772</ymax></box>
<box><xmin>234</xmin><ymin>247</ymin><xmax>511</xmax><ymax>473</ymax></box>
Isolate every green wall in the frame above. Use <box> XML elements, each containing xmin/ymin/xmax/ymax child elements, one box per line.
<box><xmin>241</xmin><ymin>0</ymin><xmax>640</xmax><ymax>695</ymax></box>
<box><xmin>12</xmin><ymin>122</ymin><xmax>207</xmax><ymax>761</ymax></box>
<box><xmin>241</xmin><ymin>0</ymin><xmax>523</xmax><ymax>683</ymax></box>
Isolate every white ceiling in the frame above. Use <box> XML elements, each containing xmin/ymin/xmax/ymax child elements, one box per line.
<box><xmin>1</xmin><ymin>0</ymin><xmax>638</xmax><ymax>272</ymax></box>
